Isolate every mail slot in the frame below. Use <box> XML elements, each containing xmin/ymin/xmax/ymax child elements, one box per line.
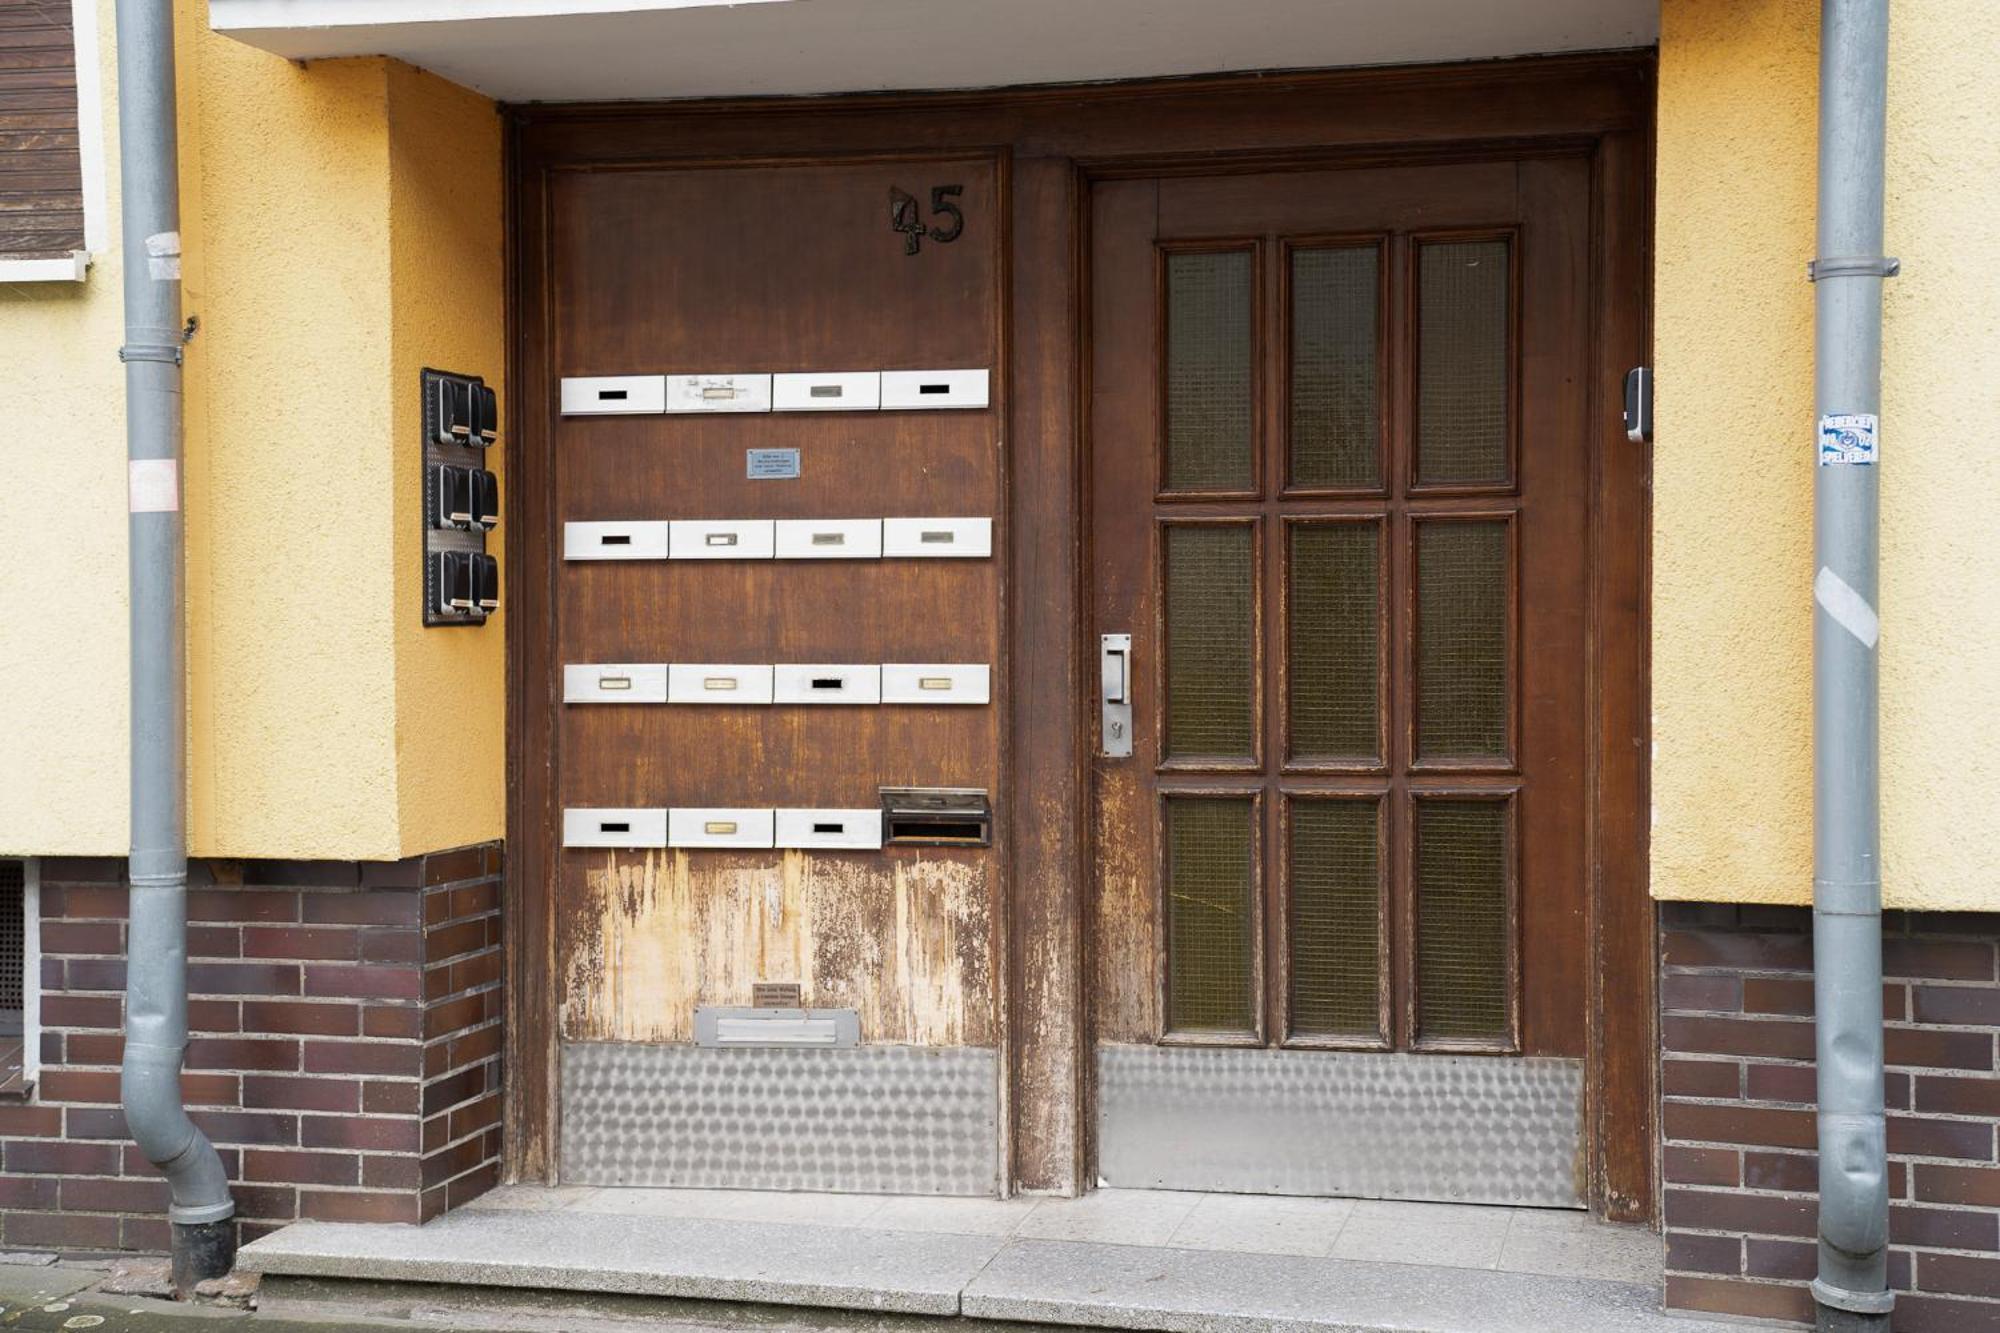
<box><xmin>879</xmin><ymin>788</ymin><xmax>992</xmax><ymax>847</ymax></box>
<box><xmin>559</xmin><ymin>375</ymin><xmax>667</xmax><ymax>416</ymax></box>
<box><xmin>564</xmin><ymin>663</ymin><xmax>669</xmax><ymax>704</ymax></box>
<box><xmin>665</xmin><ymin>373</ymin><xmax>773</xmax><ymax>414</ymax></box>
<box><xmin>434</xmin><ymin>465</ymin><xmax>474</xmax><ymax>530</ymax></box>
<box><xmin>562</xmin><ymin>807</ymin><xmax>669</xmax><ymax>848</ymax></box>
<box><xmin>668</xmin><ymin>664</ymin><xmax>775</xmax><ymax>704</ymax></box>
<box><xmin>774</xmin><ymin>808</ymin><xmax>884</xmax><ymax>850</ymax></box>
<box><xmin>879</xmin><ymin>368</ymin><xmax>990</xmax><ymax>411</ymax></box>
<box><xmin>669</xmin><ymin>807</ymin><xmax>775</xmax><ymax>849</ymax></box>
<box><xmin>774</xmin><ymin>518</ymin><xmax>882</xmax><ymax>559</ymax></box>
<box><xmin>881</xmin><ymin>664</ymin><xmax>990</xmax><ymax>705</ymax></box>
<box><xmin>773</xmin><ymin>664</ymin><xmax>880</xmax><ymax>705</ymax></box>
<box><xmin>772</xmin><ymin>371</ymin><xmax>880</xmax><ymax>412</ymax></box>
<box><xmin>564</xmin><ymin>521</ymin><xmax>671</xmax><ymax>561</ymax></box>
<box><xmin>881</xmin><ymin>516</ymin><xmax>992</xmax><ymax>559</ymax></box>
<box><xmin>670</xmin><ymin>519</ymin><xmax>777</xmax><ymax>560</ymax></box>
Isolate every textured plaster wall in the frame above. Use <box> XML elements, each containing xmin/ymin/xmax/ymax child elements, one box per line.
<box><xmin>1653</xmin><ymin>0</ymin><xmax>2000</xmax><ymax>910</ymax></box>
<box><xmin>0</xmin><ymin>2</ymin><xmax>504</xmax><ymax>859</ymax></box>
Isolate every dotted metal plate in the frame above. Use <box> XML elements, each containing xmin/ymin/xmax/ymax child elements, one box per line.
<box><xmin>1097</xmin><ymin>1044</ymin><xmax>1583</xmax><ymax>1206</ymax></box>
<box><xmin>561</xmin><ymin>1042</ymin><xmax>999</xmax><ymax>1195</ymax></box>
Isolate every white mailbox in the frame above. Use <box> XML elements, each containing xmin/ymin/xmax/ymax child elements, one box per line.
<box><xmin>774</xmin><ymin>518</ymin><xmax>882</xmax><ymax>560</ymax></box>
<box><xmin>772</xmin><ymin>371</ymin><xmax>880</xmax><ymax>412</ymax></box>
<box><xmin>773</xmin><ymin>664</ymin><xmax>881</xmax><ymax>705</ymax></box>
<box><xmin>664</xmin><ymin>373</ymin><xmax>772</xmax><ymax>414</ymax></box>
<box><xmin>563</xmin><ymin>521</ymin><xmax>672</xmax><ymax>561</ymax></box>
<box><xmin>563</xmin><ymin>663</ymin><xmax>669</xmax><ymax>704</ymax></box>
<box><xmin>562</xmin><ymin>807</ymin><xmax>669</xmax><ymax>848</ymax></box>
<box><xmin>669</xmin><ymin>807</ymin><xmax>776</xmax><ymax>849</ymax></box>
<box><xmin>559</xmin><ymin>375</ymin><xmax>667</xmax><ymax>416</ymax></box>
<box><xmin>667</xmin><ymin>664</ymin><xmax>775</xmax><ymax>705</ymax></box>
<box><xmin>881</xmin><ymin>664</ymin><xmax>991</xmax><ymax>705</ymax></box>
<box><xmin>881</xmin><ymin>517</ymin><xmax>992</xmax><ymax>559</ymax></box>
<box><xmin>775</xmin><ymin>809</ymin><xmax>884</xmax><ymax>850</ymax></box>
<box><xmin>669</xmin><ymin>519</ymin><xmax>777</xmax><ymax>561</ymax></box>
<box><xmin>880</xmin><ymin>369</ymin><xmax>989</xmax><ymax>411</ymax></box>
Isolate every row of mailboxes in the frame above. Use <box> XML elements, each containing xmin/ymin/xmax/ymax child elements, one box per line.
<box><xmin>563</xmin><ymin>663</ymin><xmax>990</xmax><ymax>706</ymax></box>
<box><xmin>564</xmin><ymin>790</ymin><xmax>992</xmax><ymax>850</ymax></box>
<box><xmin>435</xmin><ymin>466</ymin><xmax>500</xmax><ymax>532</ymax></box>
<box><xmin>437</xmin><ymin>551</ymin><xmax>500</xmax><ymax>617</ymax></box>
<box><xmin>563</xmin><ymin>517</ymin><xmax>990</xmax><ymax>562</ymax></box>
<box><xmin>559</xmin><ymin>369</ymin><xmax>988</xmax><ymax>416</ymax></box>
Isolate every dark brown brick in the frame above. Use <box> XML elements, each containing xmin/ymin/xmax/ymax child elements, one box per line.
<box><xmin>53</xmin><ymin>885</ymin><xmax>128</xmax><ymax>917</ymax></box>
<box><xmin>1739</xmin><ymin>976</ymin><xmax>1814</xmax><ymax>1016</ymax></box>
<box><xmin>422</xmin><ymin>1064</ymin><xmax>485</xmax><ymax>1117</ymax></box>
<box><xmin>63</xmin><ymin>1107</ymin><xmax>129</xmax><ymax>1139</ymax></box>
<box><xmin>424</xmin><ymin>993</ymin><xmax>484</xmax><ymax>1041</ymax></box>
<box><xmin>1663</xmin><ymin>1015</ymin><xmax>1816</xmax><ymax>1061</ymax></box>
<box><xmin>1665</xmin><ymin>1230</ymin><xmax>1738</xmax><ymax>1275</ymax></box>
<box><xmin>245</xmin><ymin>861</ymin><xmax>364</xmax><ymax>889</ymax></box>
<box><xmin>188</xmin><ymin>961</ymin><xmax>302</xmax><ymax>997</ymax></box>
<box><xmin>448</xmin><ymin>951</ymin><xmax>502</xmax><ymax>994</ymax></box>
<box><xmin>63</xmin><ymin>1031</ymin><xmax>122</xmax><ymax>1064</ymax></box>
<box><xmin>1743</xmin><ymin>1061</ymin><xmax>1817</xmax><ymax>1104</ymax></box>
<box><xmin>60</xmin><ymin>1175</ymin><xmax>168</xmax><ymax>1213</ymax></box>
<box><xmin>304</xmin><ymin>964</ymin><xmax>422</xmax><ymax>1002</ymax></box>
<box><xmin>422</xmin><ymin>846</ymin><xmax>486</xmax><ymax>888</ymax></box>
<box><xmin>360</xmin><ymin>859</ymin><xmax>425</xmax><ymax>889</ymax></box>
<box><xmin>39</xmin><ymin>994</ymin><xmax>121</xmax><ymax>1029</ymax></box>
<box><xmin>189</xmin><ymin>998</ymin><xmax>242</xmax><ymax>1032</ymax></box>
<box><xmin>1664</xmin><ymin>1188</ymin><xmax>1816</xmax><ymax>1237</ymax></box>
<box><xmin>243</xmin><ymin>999</ymin><xmax>360</xmax><ymax>1038</ymax></box>
<box><xmin>187</xmin><ymin>888</ymin><xmax>300</xmax><ymax>924</ymax></box>
<box><xmin>1885</xmin><ymin>937</ymin><xmax>1995</xmax><ymax>982</ymax></box>
<box><xmin>361</xmin><ymin>1005</ymin><xmax>422</xmax><ymax>1040</ymax></box>
<box><xmin>4</xmin><ymin>1210</ymin><xmax>120</xmax><ymax>1250</ymax></box>
<box><xmin>242</xmin><ymin>925</ymin><xmax>361</xmax><ymax>962</ymax></box>
<box><xmin>1916</xmin><ymin>1164</ymin><xmax>2000</xmax><ymax>1208</ymax></box>
<box><xmin>1916</xmin><ymin>1074</ymin><xmax>2000</xmax><ymax>1118</ymax></box>
<box><xmin>447</xmin><ymin>1159</ymin><xmax>501</xmax><ymax>1211</ymax></box>
<box><xmin>245</xmin><ymin>1149</ymin><xmax>359</xmax><ymax>1186</ymax></box>
<box><xmin>363</xmin><ymin>1153</ymin><xmax>421</xmax><ymax>1190</ymax></box>
<box><xmin>1887</xmin><ymin>1026</ymin><xmax>1994</xmax><ymax>1072</ymax></box>
<box><xmin>35</xmin><ymin>1067</ymin><xmax>120</xmax><ymax>1103</ymax></box>
<box><xmin>1663</xmin><ymin>1274</ymin><xmax>1814</xmax><ymax>1323</ymax></box>
<box><xmin>232</xmin><ymin>1183</ymin><xmax>301</xmax><ymax>1221</ymax></box>
<box><xmin>425</xmin><ymin>918</ymin><xmax>487</xmax><ymax>963</ymax></box>
<box><xmin>186</xmin><ymin>1037</ymin><xmax>301</xmax><ymax>1072</ymax></box>
<box><xmin>186</xmin><ymin>1109</ymin><xmax>299</xmax><ymax>1147</ymax></box>
<box><xmin>1889</xmin><ymin>1114</ymin><xmax>1995</xmax><ymax>1161</ymax></box>
<box><xmin>187</xmin><ymin>924</ymin><xmax>243</xmax><ymax>958</ymax></box>
<box><xmin>1895</xmin><ymin>1293</ymin><xmax>2000</xmax><ymax>1333</ymax></box>
<box><xmin>448</xmin><ymin>1092</ymin><xmax>502</xmax><ymax>1142</ymax></box>
<box><xmin>1913</xmin><ymin>984</ymin><xmax>2000</xmax><ymax>1026</ymax></box>
<box><xmin>39</xmin><ymin>920</ymin><xmax>123</xmax><ymax>955</ymax></box>
<box><xmin>303</xmin><ymin>891</ymin><xmax>421</xmax><ymax>928</ymax></box>
<box><xmin>1919</xmin><ymin>1252</ymin><xmax>2000</xmax><ymax>1298</ymax></box>
<box><xmin>360</xmin><ymin>928</ymin><xmax>423</xmax><ymax>964</ymax></box>
<box><xmin>1664</xmin><ymin>930</ymin><xmax>1813</xmax><ymax>972</ymax></box>
<box><xmin>4</xmin><ymin>1138</ymin><xmax>123</xmax><ymax>1175</ymax></box>
<box><xmin>446</xmin><ymin>1024</ymin><xmax>503</xmax><ymax>1070</ymax></box>
<box><xmin>1743</xmin><ymin>1237</ymin><xmax>1814</xmax><ymax>1280</ymax></box>
<box><xmin>1743</xmin><ymin>1150</ymin><xmax>1818</xmax><ymax>1193</ymax></box>
<box><xmin>1893</xmin><ymin>1203</ymin><xmax>2000</xmax><ymax>1251</ymax></box>
<box><xmin>299</xmin><ymin>1189</ymin><xmax>420</xmax><ymax>1224</ymax></box>
<box><xmin>0</xmin><ymin>1103</ymin><xmax>63</xmax><ymax>1137</ymax></box>
<box><xmin>244</xmin><ymin>1075</ymin><xmax>360</xmax><ymax>1114</ymax></box>
<box><xmin>362</xmin><ymin>1080</ymin><xmax>419</xmax><ymax>1116</ymax></box>
<box><xmin>119</xmin><ymin>1215</ymin><xmax>170</xmax><ymax>1252</ymax></box>
<box><xmin>302</xmin><ymin>1114</ymin><xmax>420</xmax><ymax>1153</ymax></box>
<box><xmin>63</xmin><ymin>958</ymin><xmax>125</xmax><ymax>991</ymax></box>
<box><xmin>1664</xmin><ymin>1101</ymin><xmax>1817</xmax><ymax>1150</ymax></box>
<box><xmin>0</xmin><ymin>1175</ymin><xmax>60</xmax><ymax>1208</ymax></box>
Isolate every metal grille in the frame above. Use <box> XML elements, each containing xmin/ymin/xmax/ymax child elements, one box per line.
<box><xmin>1287</xmin><ymin>798</ymin><xmax>1382</xmax><ymax>1040</ymax></box>
<box><xmin>1416</xmin><ymin>240</ymin><xmax>1510</xmax><ymax>485</ymax></box>
<box><xmin>1414</xmin><ymin>799</ymin><xmax>1511</xmax><ymax>1042</ymax></box>
<box><xmin>1289</xmin><ymin>246</ymin><xmax>1380</xmax><ymax>488</ymax></box>
<box><xmin>1416</xmin><ymin>520</ymin><xmax>1509</xmax><ymax>759</ymax></box>
<box><xmin>1165</xmin><ymin>795</ymin><xmax>1256</xmax><ymax>1035</ymax></box>
<box><xmin>1287</xmin><ymin>521</ymin><xmax>1379</xmax><ymax>760</ymax></box>
<box><xmin>1165</xmin><ymin>250</ymin><xmax>1254</xmax><ymax>492</ymax></box>
<box><xmin>0</xmin><ymin>861</ymin><xmax>22</xmax><ymax>1023</ymax></box>
<box><xmin>1165</xmin><ymin>523</ymin><xmax>1255</xmax><ymax>760</ymax></box>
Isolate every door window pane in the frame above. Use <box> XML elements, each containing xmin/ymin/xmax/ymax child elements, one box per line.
<box><xmin>1165</xmin><ymin>250</ymin><xmax>1255</xmax><ymax>492</ymax></box>
<box><xmin>1165</xmin><ymin>523</ymin><xmax>1256</xmax><ymax>762</ymax></box>
<box><xmin>1290</xmin><ymin>246</ymin><xmax>1380</xmax><ymax>489</ymax></box>
<box><xmin>1166</xmin><ymin>795</ymin><xmax>1258</xmax><ymax>1035</ymax></box>
<box><xmin>1414</xmin><ymin>799</ymin><xmax>1511</xmax><ymax>1042</ymax></box>
<box><xmin>1416</xmin><ymin>520</ymin><xmax>1510</xmax><ymax>760</ymax></box>
<box><xmin>1287</xmin><ymin>521</ymin><xmax>1380</xmax><ymax>762</ymax></box>
<box><xmin>1416</xmin><ymin>240</ymin><xmax>1510</xmax><ymax>486</ymax></box>
<box><xmin>1288</xmin><ymin>798</ymin><xmax>1382</xmax><ymax>1040</ymax></box>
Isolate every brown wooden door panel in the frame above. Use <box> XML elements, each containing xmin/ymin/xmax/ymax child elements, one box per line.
<box><xmin>1091</xmin><ymin>158</ymin><xmax>1590</xmax><ymax>1059</ymax></box>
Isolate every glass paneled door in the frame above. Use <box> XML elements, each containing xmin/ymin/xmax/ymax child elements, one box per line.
<box><xmin>1089</xmin><ymin>160</ymin><xmax>1593</xmax><ymax>1204</ymax></box>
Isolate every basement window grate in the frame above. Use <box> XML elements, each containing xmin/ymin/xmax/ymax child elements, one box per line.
<box><xmin>0</xmin><ymin>860</ymin><xmax>22</xmax><ymax>1037</ymax></box>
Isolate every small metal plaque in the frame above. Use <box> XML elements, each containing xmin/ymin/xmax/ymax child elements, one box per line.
<box><xmin>752</xmin><ymin>981</ymin><xmax>803</xmax><ymax>1009</ymax></box>
<box><xmin>746</xmin><ymin>448</ymin><xmax>801</xmax><ymax>479</ymax></box>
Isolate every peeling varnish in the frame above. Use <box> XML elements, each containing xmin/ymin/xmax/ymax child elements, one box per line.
<box><xmin>560</xmin><ymin>850</ymin><xmax>994</xmax><ymax>1047</ymax></box>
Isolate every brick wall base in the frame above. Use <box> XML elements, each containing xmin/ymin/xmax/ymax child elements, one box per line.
<box><xmin>0</xmin><ymin>845</ymin><xmax>503</xmax><ymax>1252</ymax></box>
<box><xmin>1660</xmin><ymin>902</ymin><xmax>2000</xmax><ymax>1331</ymax></box>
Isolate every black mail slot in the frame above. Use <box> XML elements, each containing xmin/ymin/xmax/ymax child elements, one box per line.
<box><xmin>435</xmin><ymin>465</ymin><xmax>473</xmax><ymax>529</ymax></box>
<box><xmin>472</xmin><ymin>470</ymin><xmax>500</xmax><ymax>529</ymax></box>
<box><xmin>880</xmin><ymin>787</ymin><xmax>991</xmax><ymax>847</ymax></box>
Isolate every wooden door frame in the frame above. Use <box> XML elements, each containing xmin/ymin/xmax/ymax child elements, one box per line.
<box><xmin>502</xmin><ymin>51</ymin><xmax>1657</xmax><ymax>1219</ymax></box>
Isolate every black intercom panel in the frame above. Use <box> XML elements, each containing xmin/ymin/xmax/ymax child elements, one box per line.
<box><xmin>423</xmin><ymin>368</ymin><xmax>498</xmax><ymax>627</ymax></box>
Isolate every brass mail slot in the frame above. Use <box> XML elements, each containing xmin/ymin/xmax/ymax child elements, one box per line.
<box><xmin>919</xmin><ymin>677</ymin><xmax>953</xmax><ymax>690</ymax></box>
<box><xmin>701</xmin><ymin>385</ymin><xmax>739</xmax><ymax>400</ymax></box>
<box><xmin>704</xmin><ymin>821</ymin><xmax>739</xmax><ymax>835</ymax></box>
<box><xmin>703</xmin><ymin>677</ymin><xmax>738</xmax><ymax>690</ymax></box>
<box><xmin>920</xmin><ymin>530</ymin><xmax>955</xmax><ymax>544</ymax></box>
<box><xmin>598</xmin><ymin>675</ymin><xmax>632</xmax><ymax>690</ymax></box>
<box><xmin>705</xmin><ymin>532</ymin><xmax>737</xmax><ymax>546</ymax></box>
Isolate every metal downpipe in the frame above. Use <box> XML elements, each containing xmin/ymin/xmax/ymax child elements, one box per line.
<box><xmin>1810</xmin><ymin>0</ymin><xmax>1894</xmax><ymax>1328</ymax></box>
<box><xmin>114</xmin><ymin>0</ymin><xmax>236</xmax><ymax>1288</ymax></box>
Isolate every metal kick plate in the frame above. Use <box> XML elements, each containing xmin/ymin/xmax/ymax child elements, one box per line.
<box><xmin>1097</xmin><ymin>1045</ymin><xmax>1584</xmax><ymax>1207</ymax></box>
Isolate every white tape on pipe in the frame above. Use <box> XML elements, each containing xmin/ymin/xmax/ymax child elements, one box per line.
<box><xmin>128</xmin><ymin>459</ymin><xmax>179</xmax><ymax>513</ymax></box>
<box><xmin>144</xmin><ymin>230</ymin><xmax>181</xmax><ymax>281</ymax></box>
<box><xmin>1814</xmin><ymin>566</ymin><xmax>1880</xmax><ymax>649</ymax></box>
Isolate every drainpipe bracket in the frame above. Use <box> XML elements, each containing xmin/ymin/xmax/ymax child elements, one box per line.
<box><xmin>1808</xmin><ymin>255</ymin><xmax>1901</xmax><ymax>282</ymax></box>
<box><xmin>119</xmin><ymin>341</ymin><xmax>184</xmax><ymax>366</ymax></box>
<box><xmin>1811</xmin><ymin>1278</ymin><xmax>1897</xmax><ymax>1315</ymax></box>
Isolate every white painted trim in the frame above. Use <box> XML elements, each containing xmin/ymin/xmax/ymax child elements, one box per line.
<box><xmin>211</xmin><ymin>0</ymin><xmax>788</xmax><ymax>30</ymax></box>
<box><xmin>0</xmin><ymin>254</ymin><xmax>90</xmax><ymax>284</ymax></box>
<box><xmin>22</xmin><ymin>859</ymin><xmax>41</xmax><ymax>1085</ymax></box>
<box><xmin>69</xmin><ymin>0</ymin><xmax>109</xmax><ymax>256</ymax></box>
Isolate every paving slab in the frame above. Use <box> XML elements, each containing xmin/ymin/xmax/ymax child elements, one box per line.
<box><xmin>239</xmin><ymin>1207</ymin><xmax>1004</xmax><ymax>1316</ymax></box>
<box><xmin>961</xmin><ymin>1238</ymin><xmax>1760</xmax><ymax>1333</ymax></box>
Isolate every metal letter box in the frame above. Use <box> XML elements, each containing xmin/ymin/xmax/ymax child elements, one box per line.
<box><xmin>879</xmin><ymin>368</ymin><xmax>989</xmax><ymax>411</ymax></box>
<box><xmin>564</xmin><ymin>663</ymin><xmax>669</xmax><ymax>704</ymax></box>
<box><xmin>772</xmin><ymin>371</ymin><xmax>880</xmax><ymax>412</ymax></box>
<box><xmin>881</xmin><ymin>664</ymin><xmax>990</xmax><ymax>705</ymax></box>
<box><xmin>667</xmin><ymin>664</ymin><xmax>775</xmax><ymax>705</ymax></box>
<box><xmin>559</xmin><ymin>375</ymin><xmax>667</xmax><ymax>416</ymax></box>
<box><xmin>434</xmin><ymin>465</ymin><xmax>474</xmax><ymax>529</ymax></box>
<box><xmin>879</xmin><ymin>788</ymin><xmax>992</xmax><ymax>846</ymax></box>
<box><xmin>472</xmin><ymin>469</ymin><xmax>500</xmax><ymax>530</ymax></box>
<box><xmin>669</xmin><ymin>807</ymin><xmax>776</xmax><ymax>849</ymax></box>
<box><xmin>563</xmin><ymin>521</ymin><xmax>671</xmax><ymax>561</ymax></box>
<box><xmin>881</xmin><ymin>516</ymin><xmax>992</xmax><ymax>559</ymax></box>
<box><xmin>562</xmin><ymin>807</ymin><xmax>669</xmax><ymax>848</ymax></box>
<box><xmin>773</xmin><ymin>664</ymin><xmax>881</xmax><ymax>705</ymax></box>
<box><xmin>669</xmin><ymin>519</ymin><xmax>776</xmax><ymax>561</ymax></box>
<box><xmin>774</xmin><ymin>518</ymin><xmax>882</xmax><ymax>560</ymax></box>
<box><xmin>665</xmin><ymin>373</ymin><xmax>772</xmax><ymax>414</ymax></box>
<box><xmin>774</xmin><ymin>808</ymin><xmax>884</xmax><ymax>850</ymax></box>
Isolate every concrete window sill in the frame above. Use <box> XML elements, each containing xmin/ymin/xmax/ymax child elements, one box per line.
<box><xmin>0</xmin><ymin>253</ymin><xmax>91</xmax><ymax>284</ymax></box>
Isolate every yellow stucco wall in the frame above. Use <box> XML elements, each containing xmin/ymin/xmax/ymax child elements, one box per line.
<box><xmin>0</xmin><ymin>1</ymin><xmax>503</xmax><ymax>860</ymax></box>
<box><xmin>1654</xmin><ymin>0</ymin><xmax>2000</xmax><ymax>910</ymax></box>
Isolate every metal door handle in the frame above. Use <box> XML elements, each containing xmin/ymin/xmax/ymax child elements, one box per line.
<box><xmin>1101</xmin><ymin>633</ymin><xmax>1132</xmax><ymax>757</ymax></box>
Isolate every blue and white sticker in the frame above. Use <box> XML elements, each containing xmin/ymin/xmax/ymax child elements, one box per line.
<box><xmin>746</xmin><ymin>447</ymin><xmax>801</xmax><ymax>479</ymax></box>
<box><xmin>1819</xmin><ymin>412</ymin><xmax>1878</xmax><ymax>466</ymax></box>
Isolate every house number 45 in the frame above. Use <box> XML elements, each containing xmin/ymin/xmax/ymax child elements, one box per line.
<box><xmin>889</xmin><ymin>185</ymin><xmax>964</xmax><ymax>255</ymax></box>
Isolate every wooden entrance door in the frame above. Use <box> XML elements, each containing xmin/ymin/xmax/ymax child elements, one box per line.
<box><xmin>1089</xmin><ymin>158</ymin><xmax>1593</xmax><ymax>1203</ymax></box>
